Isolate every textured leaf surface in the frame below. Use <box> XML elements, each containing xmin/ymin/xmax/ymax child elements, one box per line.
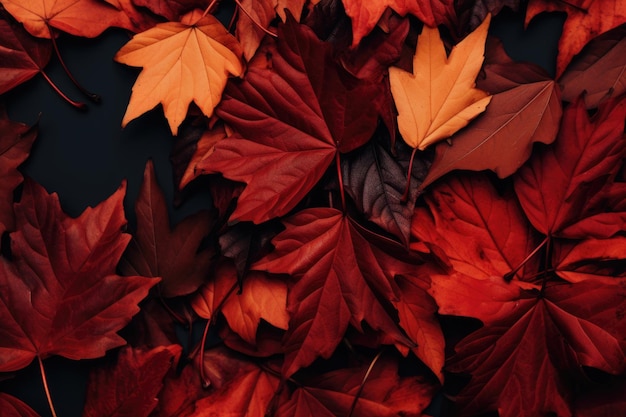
<box><xmin>115</xmin><ymin>14</ymin><xmax>243</xmax><ymax>135</ymax></box>
<box><xmin>389</xmin><ymin>15</ymin><xmax>491</xmax><ymax>150</ymax></box>
<box><xmin>0</xmin><ymin>181</ymin><xmax>156</xmax><ymax>371</ymax></box>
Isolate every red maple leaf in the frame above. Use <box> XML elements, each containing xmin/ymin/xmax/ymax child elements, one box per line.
<box><xmin>0</xmin><ymin>393</ymin><xmax>40</xmax><ymax>417</ymax></box>
<box><xmin>413</xmin><ymin>173</ymin><xmax>626</xmax><ymax>417</ymax></box>
<box><xmin>119</xmin><ymin>160</ymin><xmax>215</xmax><ymax>298</ymax></box>
<box><xmin>0</xmin><ymin>109</ymin><xmax>37</xmax><ymax>235</ymax></box>
<box><xmin>196</xmin><ymin>16</ymin><xmax>385</xmax><ymax>224</ymax></box>
<box><xmin>82</xmin><ymin>345</ymin><xmax>181</xmax><ymax>417</ymax></box>
<box><xmin>514</xmin><ymin>97</ymin><xmax>626</xmax><ymax>239</ymax></box>
<box><xmin>0</xmin><ymin>180</ymin><xmax>156</xmax><ymax>372</ymax></box>
<box><xmin>253</xmin><ymin>207</ymin><xmax>423</xmax><ymax>377</ymax></box>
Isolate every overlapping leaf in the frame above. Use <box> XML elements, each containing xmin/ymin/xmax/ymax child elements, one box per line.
<box><xmin>197</xmin><ymin>17</ymin><xmax>384</xmax><ymax>224</ymax></box>
<box><xmin>254</xmin><ymin>208</ymin><xmax>419</xmax><ymax>377</ymax></box>
<box><xmin>0</xmin><ymin>180</ymin><xmax>156</xmax><ymax>372</ymax></box>
<box><xmin>514</xmin><ymin>97</ymin><xmax>626</xmax><ymax>238</ymax></box>
<box><xmin>119</xmin><ymin>160</ymin><xmax>214</xmax><ymax>297</ymax></box>
<box><xmin>115</xmin><ymin>13</ymin><xmax>244</xmax><ymax>135</ymax></box>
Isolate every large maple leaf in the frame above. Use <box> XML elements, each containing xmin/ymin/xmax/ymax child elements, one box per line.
<box><xmin>197</xmin><ymin>17</ymin><xmax>384</xmax><ymax>224</ymax></box>
<box><xmin>514</xmin><ymin>97</ymin><xmax>626</xmax><ymax>239</ymax></box>
<box><xmin>0</xmin><ymin>0</ymin><xmax>121</xmax><ymax>38</ymax></box>
<box><xmin>119</xmin><ymin>160</ymin><xmax>214</xmax><ymax>297</ymax></box>
<box><xmin>526</xmin><ymin>0</ymin><xmax>626</xmax><ymax>77</ymax></box>
<box><xmin>413</xmin><ymin>173</ymin><xmax>626</xmax><ymax>417</ymax></box>
<box><xmin>254</xmin><ymin>208</ymin><xmax>420</xmax><ymax>377</ymax></box>
<box><xmin>82</xmin><ymin>345</ymin><xmax>181</xmax><ymax>417</ymax></box>
<box><xmin>114</xmin><ymin>12</ymin><xmax>244</xmax><ymax>135</ymax></box>
<box><xmin>0</xmin><ymin>16</ymin><xmax>51</xmax><ymax>95</ymax></box>
<box><xmin>0</xmin><ymin>109</ymin><xmax>37</xmax><ymax>235</ymax></box>
<box><xmin>0</xmin><ymin>180</ymin><xmax>156</xmax><ymax>372</ymax></box>
<box><xmin>342</xmin><ymin>0</ymin><xmax>455</xmax><ymax>46</ymax></box>
<box><xmin>389</xmin><ymin>14</ymin><xmax>492</xmax><ymax>151</ymax></box>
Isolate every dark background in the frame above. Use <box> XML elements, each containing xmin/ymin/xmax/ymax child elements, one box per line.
<box><xmin>1</xmin><ymin>6</ymin><xmax>565</xmax><ymax>417</ymax></box>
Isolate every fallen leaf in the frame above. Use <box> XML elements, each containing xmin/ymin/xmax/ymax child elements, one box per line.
<box><xmin>192</xmin><ymin>261</ymin><xmax>289</xmax><ymax>345</ymax></box>
<box><xmin>131</xmin><ymin>0</ymin><xmax>207</xmax><ymax>21</ymax></box>
<box><xmin>0</xmin><ymin>109</ymin><xmax>37</xmax><ymax>235</ymax></box>
<box><xmin>553</xmin><ymin>237</ymin><xmax>626</xmax><ymax>284</ymax></box>
<box><xmin>420</xmin><ymin>80</ymin><xmax>561</xmax><ymax>189</ymax></box>
<box><xmin>276</xmin><ymin>355</ymin><xmax>436</xmax><ymax>417</ymax></box>
<box><xmin>82</xmin><ymin>345</ymin><xmax>181</xmax><ymax>417</ymax></box>
<box><xmin>389</xmin><ymin>14</ymin><xmax>492</xmax><ymax>151</ymax></box>
<box><xmin>457</xmin><ymin>0</ymin><xmax>520</xmax><ymax>32</ymax></box>
<box><xmin>514</xmin><ymin>97</ymin><xmax>626</xmax><ymax>238</ymax></box>
<box><xmin>0</xmin><ymin>393</ymin><xmax>40</xmax><ymax>417</ymax></box>
<box><xmin>198</xmin><ymin>17</ymin><xmax>384</xmax><ymax>223</ymax></box>
<box><xmin>236</xmin><ymin>0</ymin><xmax>277</xmax><ymax>61</ymax></box>
<box><xmin>105</xmin><ymin>0</ymin><xmax>162</xmax><ymax>33</ymax></box>
<box><xmin>276</xmin><ymin>0</ymin><xmax>307</xmax><ymax>21</ymax></box>
<box><xmin>525</xmin><ymin>0</ymin><xmax>626</xmax><ymax>77</ymax></box>
<box><xmin>0</xmin><ymin>16</ymin><xmax>52</xmax><ymax>95</ymax></box>
<box><xmin>253</xmin><ymin>208</ymin><xmax>413</xmax><ymax>377</ymax></box>
<box><xmin>342</xmin><ymin>131</ymin><xmax>430</xmax><ymax>246</ymax></box>
<box><xmin>342</xmin><ymin>0</ymin><xmax>455</xmax><ymax>46</ymax></box>
<box><xmin>115</xmin><ymin>13</ymin><xmax>244</xmax><ymax>135</ymax></box>
<box><xmin>0</xmin><ymin>0</ymin><xmax>122</xmax><ymax>38</ymax></box>
<box><xmin>0</xmin><ymin>180</ymin><xmax>156</xmax><ymax>372</ymax></box>
<box><xmin>559</xmin><ymin>23</ymin><xmax>626</xmax><ymax>108</ymax></box>
<box><xmin>119</xmin><ymin>160</ymin><xmax>214</xmax><ymax>297</ymax></box>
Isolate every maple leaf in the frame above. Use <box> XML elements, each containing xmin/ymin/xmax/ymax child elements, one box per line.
<box><xmin>342</xmin><ymin>0</ymin><xmax>455</xmax><ymax>46</ymax></box>
<box><xmin>0</xmin><ymin>16</ymin><xmax>51</xmax><ymax>95</ymax></box>
<box><xmin>82</xmin><ymin>345</ymin><xmax>181</xmax><ymax>417</ymax></box>
<box><xmin>197</xmin><ymin>17</ymin><xmax>384</xmax><ymax>224</ymax></box>
<box><xmin>342</xmin><ymin>130</ymin><xmax>430</xmax><ymax>246</ymax></box>
<box><xmin>0</xmin><ymin>0</ymin><xmax>121</xmax><ymax>38</ymax></box>
<box><xmin>0</xmin><ymin>109</ymin><xmax>37</xmax><ymax>235</ymax></box>
<box><xmin>236</xmin><ymin>0</ymin><xmax>277</xmax><ymax>61</ymax></box>
<box><xmin>253</xmin><ymin>208</ymin><xmax>417</xmax><ymax>377</ymax></box>
<box><xmin>276</xmin><ymin>355</ymin><xmax>436</xmax><ymax>417</ymax></box>
<box><xmin>0</xmin><ymin>180</ymin><xmax>157</xmax><ymax>372</ymax></box>
<box><xmin>0</xmin><ymin>393</ymin><xmax>40</xmax><ymax>417</ymax></box>
<box><xmin>553</xmin><ymin>237</ymin><xmax>626</xmax><ymax>284</ymax></box>
<box><xmin>444</xmin><ymin>278</ymin><xmax>626</xmax><ymax>417</ymax></box>
<box><xmin>559</xmin><ymin>23</ymin><xmax>626</xmax><ymax>108</ymax></box>
<box><xmin>526</xmin><ymin>0</ymin><xmax>626</xmax><ymax>77</ymax></box>
<box><xmin>105</xmin><ymin>0</ymin><xmax>162</xmax><ymax>33</ymax></box>
<box><xmin>154</xmin><ymin>346</ymin><xmax>280</xmax><ymax>417</ymax></box>
<box><xmin>276</xmin><ymin>0</ymin><xmax>307</xmax><ymax>22</ymax></box>
<box><xmin>192</xmin><ymin>261</ymin><xmax>289</xmax><ymax>345</ymax></box>
<box><xmin>114</xmin><ymin>12</ymin><xmax>244</xmax><ymax>135</ymax></box>
<box><xmin>119</xmin><ymin>160</ymin><xmax>214</xmax><ymax>297</ymax></box>
<box><xmin>421</xmin><ymin>81</ymin><xmax>562</xmax><ymax>189</ymax></box>
<box><xmin>514</xmin><ymin>97</ymin><xmax>626</xmax><ymax>238</ymax></box>
<box><xmin>456</xmin><ymin>0</ymin><xmax>520</xmax><ymax>32</ymax></box>
<box><xmin>389</xmin><ymin>14</ymin><xmax>492</xmax><ymax>152</ymax></box>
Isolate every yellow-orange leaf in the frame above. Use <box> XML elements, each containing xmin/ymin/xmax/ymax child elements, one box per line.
<box><xmin>114</xmin><ymin>14</ymin><xmax>243</xmax><ymax>135</ymax></box>
<box><xmin>389</xmin><ymin>15</ymin><xmax>492</xmax><ymax>150</ymax></box>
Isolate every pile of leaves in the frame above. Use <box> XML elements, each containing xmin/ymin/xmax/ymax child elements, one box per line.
<box><xmin>1</xmin><ymin>0</ymin><xmax>626</xmax><ymax>416</ymax></box>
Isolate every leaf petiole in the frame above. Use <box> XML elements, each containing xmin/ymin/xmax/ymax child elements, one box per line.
<box><xmin>401</xmin><ymin>147</ymin><xmax>419</xmax><ymax>203</ymax></box>
<box><xmin>503</xmin><ymin>236</ymin><xmax>549</xmax><ymax>282</ymax></box>
<box><xmin>234</xmin><ymin>0</ymin><xmax>278</xmax><ymax>38</ymax></box>
<box><xmin>40</xmin><ymin>70</ymin><xmax>86</xmax><ymax>110</ymax></box>
<box><xmin>48</xmin><ymin>27</ymin><xmax>100</xmax><ymax>103</ymax></box>
<box><xmin>336</xmin><ymin>152</ymin><xmax>346</xmax><ymax>212</ymax></box>
<box><xmin>37</xmin><ymin>356</ymin><xmax>58</xmax><ymax>417</ymax></box>
<box><xmin>347</xmin><ymin>350</ymin><xmax>384</xmax><ymax>417</ymax></box>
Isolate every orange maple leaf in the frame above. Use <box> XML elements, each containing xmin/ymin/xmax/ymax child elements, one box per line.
<box><xmin>114</xmin><ymin>13</ymin><xmax>244</xmax><ymax>135</ymax></box>
<box><xmin>389</xmin><ymin>14</ymin><xmax>492</xmax><ymax>151</ymax></box>
<box><xmin>0</xmin><ymin>0</ymin><xmax>121</xmax><ymax>38</ymax></box>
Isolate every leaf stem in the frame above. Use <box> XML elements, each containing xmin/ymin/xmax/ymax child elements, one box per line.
<box><xmin>48</xmin><ymin>27</ymin><xmax>100</xmax><ymax>103</ymax></box>
<box><xmin>38</xmin><ymin>356</ymin><xmax>58</xmax><ymax>417</ymax></box>
<box><xmin>40</xmin><ymin>70</ymin><xmax>86</xmax><ymax>110</ymax></box>
<box><xmin>503</xmin><ymin>235</ymin><xmax>549</xmax><ymax>282</ymax></box>
<box><xmin>401</xmin><ymin>147</ymin><xmax>418</xmax><ymax>203</ymax></box>
<box><xmin>200</xmin><ymin>0</ymin><xmax>220</xmax><ymax>19</ymax></box>
<box><xmin>347</xmin><ymin>350</ymin><xmax>384</xmax><ymax>417</ymax></box>
<box><xmin>234</xmin><ymin>0</ymin><xmax>278</xmax><ymax>38</ymax></box>
<box><xmin>336</xmin><ymin>152</ymin><xmax>346</xmax><ymax>212</ymax></box>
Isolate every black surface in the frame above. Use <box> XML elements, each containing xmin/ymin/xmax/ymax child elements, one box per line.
<box><xmin>1</xmin><ymin>7</ymin><xmax>565</xmax><ymax>417</ymax></box>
